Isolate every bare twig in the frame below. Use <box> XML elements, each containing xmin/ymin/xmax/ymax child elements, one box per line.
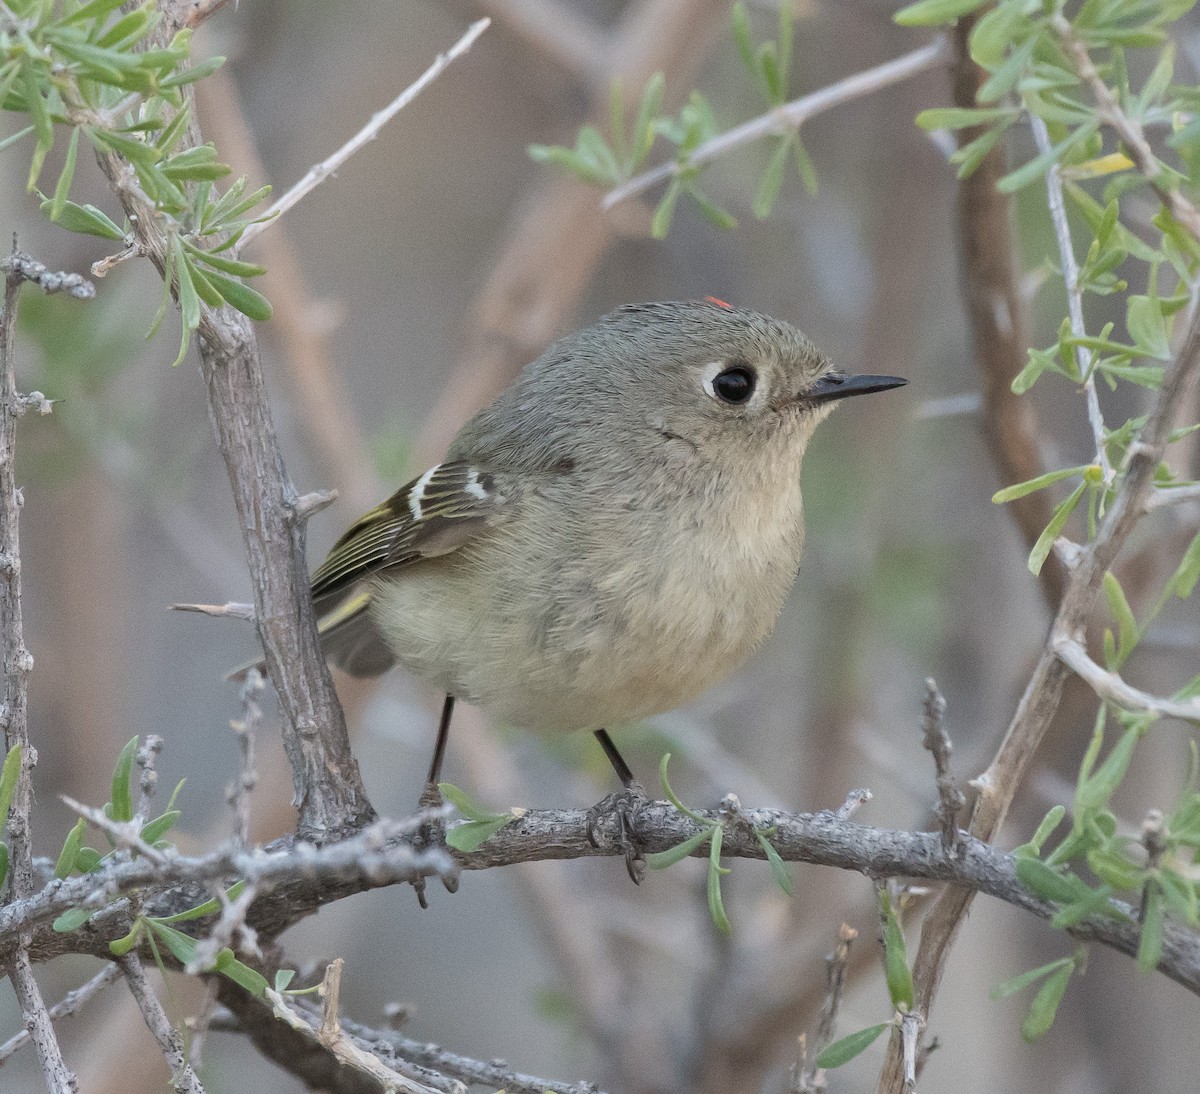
<box><xmin>265</xmin><ymin>959</ymin><xmax>446</xmax><ymax>1094</ymax></box>
<box><xmin>5</xmin><ymin>951</ymin><xmax>78</xmax><ymax>1092</ymax></box>
<box><xmin>169</xmin><ymin>601</ymin><xmax>256</xmax><ymax>621</ymax></box>
<box><xmin>118</xmin><ymin>954</ymin><xmax>206</xmax><ymax>1094</ymax></box>
<box><xmin>237</xmin><ymin>19</ymin><xmax>492</xmax><ymax>249</ymax></box>
<box><xmin>1030</xmin><ymin>115</ymin><xmax>1111</xmax><ymax>482</ymax></box>
<box><xmin>604</xmin><ymin>36</ymin><xmax>951</xmax><ymax>209</ymax></box>
<box><xmin>1</xmin><ymin>252</ymin><xmax>79</xmax><ymax>1094</ymax></box>
<box><xmin>228</xmin><ymin>670</ymin><xmax>262</xmax><ymax>847</ymax></box>
<box><xmin>59</xmin><ymin>794</ymin><xmax>171</xmax><ymax>867</ymax></box>
<box><xmin>919</xmin><ymin>680</ymin><xmax>963</xmax><ymax>852</ymax></box>
<box><xmin>1051</xmin><ymin>635</ymin><xmax>1200</xmax><ymax>723</ymax></box>
<box><xmin>135</xmin><ymin>735</ymin><xmax>163</xmax><ymax>820</ymax></box>
<box><xmin>835</xmin><ymin>788</ymin><xmax>873</xmax><ymax>820</ymax></box>
<box><xmin>792</xmin><ymin>924</ymin><xmax>858</xmax><ymax>1093</ymax></box>
<box><xmin>0</xmin><ymin>963</ymin><xmax>120</xmax><ymax>1065</ymax></box>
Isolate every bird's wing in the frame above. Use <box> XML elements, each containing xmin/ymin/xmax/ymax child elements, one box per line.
<box><xmin>310</xmin><ymin>460</ymin><xmax>512</xmax><ymax>605</ymax></box>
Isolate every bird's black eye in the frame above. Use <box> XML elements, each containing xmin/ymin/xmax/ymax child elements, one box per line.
<box><xmin>711</xmin><ymin>365</ymin><xmax>756</xmax><ymax>404</ymax></box>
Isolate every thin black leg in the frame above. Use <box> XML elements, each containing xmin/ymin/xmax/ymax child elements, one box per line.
<box><xmin>594</xmin><ymin>727</ymin><xmax>636</xmax><ymax>788</ymax></box>
<box><xmin>427</xmin><ymin>694</ymin><xmax>455</xmax><ymax>785</ymax></box>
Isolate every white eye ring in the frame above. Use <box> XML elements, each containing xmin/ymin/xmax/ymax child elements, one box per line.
<box><xmin>700</xmin><ymin>360</ymin><xmax>757</xmax><ymax>404</ymax></box>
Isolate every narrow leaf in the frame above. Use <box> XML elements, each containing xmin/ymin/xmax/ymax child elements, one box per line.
<box><xmin>992</xmin><ymin>465</ymin><xmax>1088</xmax><ymax>504</ymax></box>
<box><xmin>815</xmin><ymin>1023</ymin><xmax>889</xmax><ymax>1069</ymax></box>
<box><xmin>754</xmin><ymin>137</ymin><xmax>791</xmax><ymax>220</ymax></box>
<box><xmin>894</xmin><ymin>0</ymin><xmax>987</xmax><ymax>25</ymax></box>
<box><xmin>53</xmin><ymin>907</ymin><xmax>92</xmax><ymax>933</ymax></box>
<box><xmin>645</xmin><ymin>825</ymin><xmax>714</xmax><ymax>869</ymax></box>
<box><xmin>49</xmin><ymin>127</ymin><xmax>80</xmax><ymax>222</ymax></box>
<box><xmin>991</xmin><ymin>957</ymin><xmax>1072</xmax><ymax>1000</ymax></box>
<box><xmin>445</xmin><ymin>815</ymin><xmax>512</xmax><ymax>852</ymax></box>
<box><xmin>754</xmin><ymin>829</ymin><xmax>794</xmax><ymax>895</ymax></box>
<box><xmin>1021</xmin><ymin>962</ymin><xmax>1073</xmax><ymax>1041</ymax></box>
<box><xmin>437</xmin><ymin>782</ymin><xmax>506</xmax><ymax>823</ymax></box>
<box><xmin>110</xmin><ymin>736</ymin><xmax>138</xmax><ymax>822</ymax></box>
<box><xmin>0</xmin><ymin>744</ymin><xmax>22</xmax><ymax>821</ymax></box>
<box><xmin>706</xmin><ymin>824</ymin><xmax>732</xmax><ymax>934</ymax></box>
<box><xmin>55</xmin><ymin>818</ymin><xmax>87</xmax><ymax>879</ymax></box>
<box><xmin>1138</xmin><ymin>884</ymin><xmax>1164</xmax><ymax>972</ymax></box>
<box><xmin>1028</xmin><ymin>482</ymin><xmax>1087</xmax><ymax>575</ymax></box>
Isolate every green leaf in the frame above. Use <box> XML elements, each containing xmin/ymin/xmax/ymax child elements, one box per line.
<box><xmin>274</xmin><ymin>968</ymin><xmax>296</xmax><ymax>992</ymax></box>
<box><xmin>214</xmin><ymin>948</ymin><xmax>269</xmax><ymax>995</ymax></box>
<box><xmin>657</xmin><ymin>753</ymin><xmax>708</xmax><ymax>823</ymax></box>
<box><xmin>1014</xmin><ymin>805</ymin><xmax>1066</xmax><ymax>858</ymax></box>
<box><xmin>754</xmin><ymin>829</ymin><xmax>794</xmax><ymax>895</ymax></box>
<box><xmin>1102</xmin><ymin>571</ymin><xmax>1138</xmax><ymax>666</ymax></box>
<box><xmin>60</xmin><ymin>0</ymin><xmax>130</xmax><ymax>24</ymax></box>
<box><xmin>915</xmin><ymin>107</ymin><xmax>1015</xmax><ymax>130</ymax></box>
<box><xmin>181</xmin><ymin>238</ymin><xmax>266</xmax><ymax>278</ymax></box>
<box><xmin>109</xmin><ymin>736</ymin><xmax>138</xmax><ymax>823</ymax></box>
<box><xmin>894</xmin><ymin>0</ymin><xmax>987</xmax><ymax>25</ymax></box>
<box><xmin>200</xmin><ymin>269</ymin><xmax>272</xmax><ymax>322</ymax></box>
<box><xmin>445</xmin><ymin>815</ymin><xmax>512</xmax><ymax>852</ymax></box>
<box><xmin>950</xmin><ymin>124</ymin><xmax>1006</xmax><ymax>179</ymax></box>
<box><xmin>1016</xmin><ymin>857</ymin><xmax>1085</xmax><ymax>904</ymax></box>
<box><xmin>686</xmin><ymin>184</ymin><xmax>737</xmax><ymax>230</ymax></box>
<box><xmin>53</xmin><ymin>907</ymin><xmax>93</xmax><ymax>933</ymax></box>
<box><xmin>815</xmin><ymin>1023</ymin><xmax>889</xmax><ymax>1069</ymax></box>
<box><xmin>0</xmin><ymin>125</ymin><xmax>35</xmax><ymax>154</ymax></box>
<box><xmin>998</xmin><ymin>121</ymin><xmax>1099</xmax><ymax>193</ymax></box>
<box><xmin>0</xmin><ymin>744</ymin><xmax>22</xmax><ymax>821</ymax></box>
<box><xmin>1021</xmin><ymin>962</ymin><xmax>1073</xmax><ymax>1041</ymax></box>
<box><xmin>608</xmin><ymin>79</ymin><xmax>627</xmax><ymax>169</ymax></box>
<box><xmin>731</xmin><ymin>3</ymin><xmax>755</xmax><ymax>77</ymax></box>
<box><xmin>140</xmin><ymin>810</ymin><xmax>181</xmax><ymax>846</ymax></box>
<box><xmin>651</xmin><ymin>177</ymin><xmax>682</xmax><ymax>239</ymax></box>
<box><xmin>146</xmin><ymin>919</ymin><xmax>197</xmax><ymax>965</ymax></box>
<box><xmin>631</xmin><ymin>74</ymin><xmax>664</xmax><ymax>167</ymax></box>
<box><xmin>150</xmin><ymin>881</ymin><xmax>246</xmax><ymax>926</ymax></box>
<box><xmin>991</xmin><ymin>957</ymin><xmax>1072</xmax><ymax>1000</ymax></box>
<box><xmin>1076</xmin><ymin>726</ymin><xmax>1141</xmax><ymax>816</ymax></box>
<box><xmin>108</xmin><ymin>923</ymin><xmax>144</xmax><ymax>955</ymax></box>
<box><xmin>753</xmin><ymin>137</ymin><xmax>790</xmax><ymax>220</ymax></box>
<box><xmin>881</xmin><ymin>893</ymin><xmax>914</xmax><ymax>1009</ymax></box>
<box><xmin>1167</xmin><ymin>529</ymin><xmax>1200</xmax><ymax>600</ymax></box>
<box><xmin>24</xmin><ymin>62</ymin><xmax>52</xmax><ymax>192</ymax></box>
<box><xmin>55</xmin><ymin>819</ymin><xmax>87</xmax><ymax>879</ymax></box>
<box><xmin>437</xmin><ymin>782</ymin><xmax>506</xmax><ymax>823</ymax></box>
<box><xmin>1137</xmin><ymin>884</ymin><xmax>1164</xmax><ymax>972</ymax></box>
<box><xmin>792</xmin><ymin>136</ymin><xmax>818</xmax><ymax>196</ymax></box>
<box><xmin>1028</xmin><ymin>481</ymin><xmax>1086</xmax><ymax>575</ymax></box>
<box><xmin>158</xmin><ymin>55</ymin><xmax>226</xmax><ymax>90</ymax></box>
<box><xmin>992</xmin><ymin>465</ymin><xmax>1088</xmax><ymax>504</ymax></box>
<box><xmin>645</xmin><ymin>825</ymin><xmax>715</xmax><ymax>869</ymax></box>
<box><xmin>39</xmin><ymin>198</ymin><xmax>126</xmax><ymax>240</ymax></box>
<box><xmin>706</xmin><ymin>824</ymin><xmax>732</xmax><ymax>934</ymax></box>
<box><xmin>1126</xmin><ymin>295</ymin><xmax>1172</xmax><ymax>360</ymax></box>
<box><xmin>75</xmin><ymin>847</ymin><xmax>102</xmax><ymax>873</ymax></box>
<box><xmin>49</xmin><ymin>127</ymin><xmax>80</xmax><ymax>223</ymax></box>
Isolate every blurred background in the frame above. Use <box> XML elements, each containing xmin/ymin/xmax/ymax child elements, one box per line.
<box><xmin>2</xmin><ymin>1</ymin><xmax>1199</xmax><ymax>1091</ymax></box>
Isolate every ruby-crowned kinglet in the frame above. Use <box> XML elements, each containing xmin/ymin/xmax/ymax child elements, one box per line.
<box><xmin>300</xmin><ymin>299</ymin><xmax>905</xmax><ymax>791</ymax></box>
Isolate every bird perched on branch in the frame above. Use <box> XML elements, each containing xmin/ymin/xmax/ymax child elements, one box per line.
<box><xmin>253</xmin><ymin>300</ymin><xmax>904</xmax><ymax>871</ymax></box>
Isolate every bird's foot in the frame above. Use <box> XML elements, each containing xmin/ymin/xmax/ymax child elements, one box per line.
<box><xmin>412</xmin><ymin>780</ymin><xmax>460</xmax><ymax>909</ymax></box>
<box><xmin>586</xmin><ymin>782</ymin><xmax>649</xmax><ymax>884</ymax></box>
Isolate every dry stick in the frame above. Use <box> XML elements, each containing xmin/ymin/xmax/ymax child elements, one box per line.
<box><xmin>117</xmin><ymin>955</ymin><xmax>206</xmax><ymax>1094</ymax></box>
<box><xmin>792</xmin><ymin>923</ymin><xmax>859</xmax><ymax>1094</ymax></box>
<box><xmin>0</xmin><ymin>963</ymin><xmax>121</xmax><ymax>1065</ymax></box>
<box><xmin>90</xmin><ymin>16</ymin><xmax>374</xmax><ymax>844</ymax></box>
<box><xmin>948</xmin><ymin>22</ymin><xmax>1065</xmax><ymax>610</ymax></box>
<box><xmin>603</xmin><ymin>35</ymin><xmax>952</xmax><ymax>209</ymax></box>
<box><xmin>875</xmin><ymin>211</ymin><xmax>1200</xmax><ymax>1094</ymax></box>
<box><xmin>1030</xmin><ymin>114</ymin><xmax>1111</xmax><ymax>482</ymax></box>
<box><xmin>919</xmin><ymin>680</ymin><xmax>964</xmax><ymax>853</ymax></box>
<box><xmin>236</xmin><ymin>18</ymin><xmax>492</xmax><ymax>250</ymax></box>
<box><xmin>1052</xmin><ymin>636</ymin><xmax>1200</xmax><ymax>723</ymax></box>
<box><xmin>1</xmin><ymin>252</ymin><xmax>93</xmax><ymax>1094</ymax></box>
<box><xmin>5</xmin><ymin>952</ymin><xmax>78</xmax><ymax>1094</ymax></box>
<box><xmin>6</xmin><ymin>803</ymin><xmax>1200</xmax><ymax>990</ymax></box>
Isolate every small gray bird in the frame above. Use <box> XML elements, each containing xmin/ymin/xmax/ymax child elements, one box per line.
<box><xmin>303</xmin><ymin>299</ymin><xmax>905</xmax><ymax>797</ymax></box>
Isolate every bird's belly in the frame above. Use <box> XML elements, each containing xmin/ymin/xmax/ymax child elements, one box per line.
<box><xmin>370</xmin><ymin>514</ymin><xmax>802</xmax><ymax>733</ymax></box>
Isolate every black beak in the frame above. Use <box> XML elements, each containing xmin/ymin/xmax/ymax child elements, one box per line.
<box><xmin>805</xmin><ymin>372</ymin><xmax>907</xmax><ymax>404</ymax></box>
